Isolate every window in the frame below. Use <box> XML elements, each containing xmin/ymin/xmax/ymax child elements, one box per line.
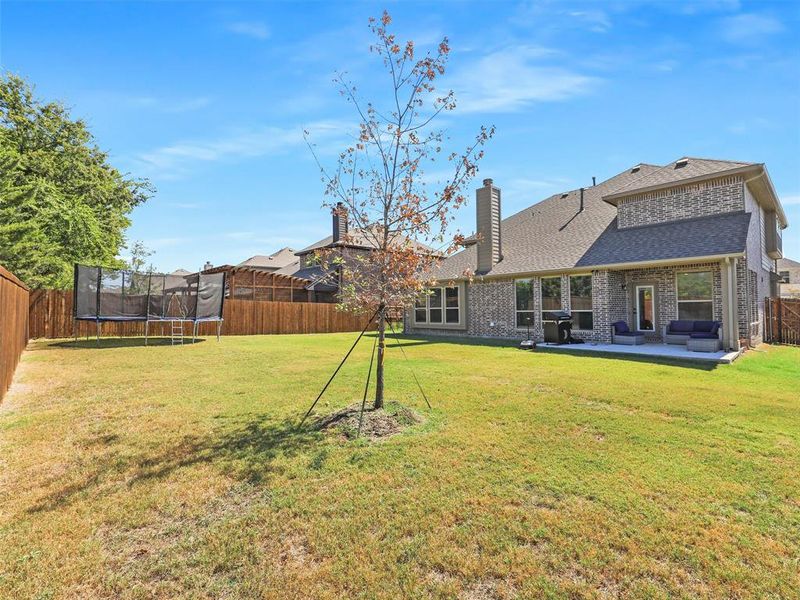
<box><xmin>445</xmin><ymin>287</ymin><xmax>460</xmax><ymax>323</ymax></box>
<box><xmin>569</xmin><ymin>275</ymin><xmax>593</xmax><ymax>330</ymax></box>
<box><xmin>541</xmin><ymin>277</ymin><xmax>562</xmax><ymax>322</ymax></box>
<box><xmin>429</xmin><ymin>288</ymin><xmax>443</xmax><ymax>323</ymax></box>
<box><xmin>414</xmin><ymin>296</ymin><xmax>427</xmax><ymax>323</ymax></box>
<box><xmin>779</xmin><ymin>271</ymin><xmax>790</xmax><ymax>284</ymax></box>
<box><xmin>676</xmin><ymin>271</ymin><xmax>713</xmax><ymax>321</ymax></box>
<box><xmin>414</xmin><ymin>286</ymin><xmax>460</xmax><ymax>326</ymax></box>
<box><xmin>515</xmin><ymin>279</ymin><xmax>535</xmax><ymax>328</ymax></box>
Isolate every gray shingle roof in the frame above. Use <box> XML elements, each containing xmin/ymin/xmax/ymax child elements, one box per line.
<box><xmin>291</xmin><ymin>265</ymin><xmax>338</xmax><ymax>292</ymax></box>
<box><xmin>576</xmin><ymin>212</ymin><xmax>751</xmax><ymax>268</ymax></box>
<box><xmin>778</xmin><ymin>257</ymin><xmax>800</xmax><ymax>269</ymax></box>
<box><xmin>237</xmin><ymin>247</ymin><xmax>298</xmax><ymax>269</ymax></box>
<box><xmin>432</xmin><ymin>163</ymin><xmax>662</xmax><ymax>279</ymax></box>
<box><xmin>297</xmin><ymin>227</ymin><xmax>438</xmax><ymax>256</ymax></box>
<box><xmin>604</xmin><ymin>157</ymin><xmax>757</xmax><ymax>199</ymax></box>
<box><xmin>432</xmin><ymin>158</ymin><xmax>758</xmax><ymax>280</ymax></box>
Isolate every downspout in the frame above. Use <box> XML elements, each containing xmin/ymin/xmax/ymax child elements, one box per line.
<box><xmin>729</xmin><ymin>258</ymin><xmax>740</xmax><ymax>351</ymax></box>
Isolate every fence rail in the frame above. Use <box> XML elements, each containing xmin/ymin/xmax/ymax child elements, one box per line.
<box><xmin>29</xmin><ymin>290</ymin><xmax>376</xmax><ymax>339</ymax></box>
<box><xmin>764</xmin><ymin>297</ymin><xmax>800</xmax><ymax>346</ymax></box>
<box><xmin>1</xmin><ymin>265</ymin><xmax>29</xmax><ymax>402</ymax></box>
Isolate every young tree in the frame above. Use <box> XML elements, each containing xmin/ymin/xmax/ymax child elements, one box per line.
<box><xmin>307</xmin><ymin>12</ymin><xmax>493</xmax><ymax>409</ymax></box>
<box><xmin>0</xmin><ymin>74</ymin><xmax>152</xmax><ymax>288</ymax></box>
<box><xmin>125</xmin><ymin>240</ymin><xmax>155</xmax><ymax>273</ymax></box>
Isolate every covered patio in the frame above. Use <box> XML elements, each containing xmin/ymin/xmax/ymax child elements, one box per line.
<box><xmin>540</xmin><ymin>341</ymin><xmax>741</xmax><ymax>364</ymax></box>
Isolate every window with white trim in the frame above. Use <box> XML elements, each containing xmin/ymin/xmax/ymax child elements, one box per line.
<box><xmin>676</xmin><ymin>271</ymin><xmax>713</xmax><ymax>320</ymax></box>
<box><xmin>414</xmin><ymin>286</ymin><xmax>460</xmax><ymax>325</ymax></box>
<box><xmin>569</xmin><ymin>274</ymin><xmax>593</xmax><ymax>330</ymax></box>
<box><xmin>515</xmin><ymin>279</ymin><xmax>535</xmax><ymax>328</ymax></box>
<box><xmin>541</xmin><ymin>276</ymin><xmax>562</xmax><ymax>322</ymax></box>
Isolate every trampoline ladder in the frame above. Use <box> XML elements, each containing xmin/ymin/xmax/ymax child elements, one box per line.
<box><xmin>170</xmin><ymin>320</ymin><xmax>184</xmax><ymax>346</ymax></box>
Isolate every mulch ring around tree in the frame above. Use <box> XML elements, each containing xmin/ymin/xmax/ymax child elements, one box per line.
<box><xmin>311</xmin><ymin>401</ymin><xmax>423</xmax><ymax>440</ymax></box>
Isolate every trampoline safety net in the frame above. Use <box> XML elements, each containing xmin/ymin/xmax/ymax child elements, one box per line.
<box><xmin>74</xmin><ymin>264</ymin><xmax>225</xmax><ymax>322</ymax></box>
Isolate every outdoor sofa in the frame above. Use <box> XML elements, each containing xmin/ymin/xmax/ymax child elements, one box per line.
<box><xmin>611</xmin><ymin>321</ymin><xmax>646</xmax><ymax>345</ymax></box>
<box><xmin>664</xmin><ymin>320</ymin><xmax>722</xmax><ymax>352</ymax></box>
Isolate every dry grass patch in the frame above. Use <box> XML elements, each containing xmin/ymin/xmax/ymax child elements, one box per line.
<box><xmin>0</xmin><ymin>335</ymin><xmax>798</xmax><ymax>598</ymax></box>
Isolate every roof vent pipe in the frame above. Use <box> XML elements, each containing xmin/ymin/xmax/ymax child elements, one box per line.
<box><xmin>580</xmin><ymin>187</ymin><xmax>585</xmax><ymax>212</ymax></box>
<box><xmin>592</xmin><ymin>176</ymin><xmax>596</xmax><ymax>186</ymax></box>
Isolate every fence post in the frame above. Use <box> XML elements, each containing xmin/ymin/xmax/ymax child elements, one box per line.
<box><xmin>777</xmin><ymin>297</ymin><xmax>783</xmax><ymax>345</ymax></box>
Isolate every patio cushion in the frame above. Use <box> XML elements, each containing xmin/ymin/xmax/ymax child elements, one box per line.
<box><xmin>689</xmin><ymin>332</ymin><xmax>719</xmax><ymax>339</ymax></box>
<box><xmin>612</xmin><ymin>321</ymin><xmax>630</xmax><ymax>334</ymax></box>
<box><xmin>668</xmin><ymin>320</ymin><xmax>693</xmax><ymax>333</ymax></box>
<box><xmin>616</xmin><ymin>331</ymin><xmax>645</xmax><ymax>337</ymax></box>
<box><xmin>692</xmin><ymin>320</ymin><xmax>718</xmax><ymax>333</ymax></box>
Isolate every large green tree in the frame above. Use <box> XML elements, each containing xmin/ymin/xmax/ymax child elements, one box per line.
<box><xmin>0</xmin><ymin>74</ymin><xmax>152</xmax><ymax>288</ymax></box>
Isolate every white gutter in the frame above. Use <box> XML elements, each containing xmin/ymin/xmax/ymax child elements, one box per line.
<box><xmin>452</xmin><ymin>253</ymin><xmax>745</xmax><ymax>283</ymax></box>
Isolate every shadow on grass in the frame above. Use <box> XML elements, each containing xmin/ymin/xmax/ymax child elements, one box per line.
<box><xmin>44</xmin><ymin>337</ymin><xmax>207</xmax><ymax>349</ymax></box>
<box><xmin>381</xmin><ymin>332</ymin><xmax>517</xmax><ymax>350</ymax></box>
<box><xmin>26</xmin><ymin>412</ymin><xmax>319</xmax><ymax>514</ymax></box>
<box><xmin>387</xmin><ymin>333</ymin><xmax>720</xmax><ymax>370</ymax></box>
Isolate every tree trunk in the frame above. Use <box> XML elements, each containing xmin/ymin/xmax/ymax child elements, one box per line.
<box><xmin>374</xmin><ymin>304</ymin><xmax>386</xmax><ymax>409</ymax></box>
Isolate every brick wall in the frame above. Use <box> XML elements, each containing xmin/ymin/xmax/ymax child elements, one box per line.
<box><xmin>403</xmin><ymin>260</ymin><xmax>772</xmax><ymax>346</ymax></box>
<box><xmin>408</xmin><ymin>262</ymin><xmax>728</xmax><ymax>343</ymax></box>
<box><xmin>612</xmin><ymin>263</ymin><xmax>723</xmax><ymax>342</ymax></box>
<box><xmin>591</xmin><ymin>270</ymin><xmax>627</xmax><ymax>343</ymax></box>
<box><xmin>742</xmin><ymin>186</ymin><xmax>772</xmax><ymax>344</ymax></box>
<box><xmin>617</xmin><ymin>177</ymin><xmax>744</xmax><ymax>229</ymax></box>
<box><xmin>406</xmin><ymin>278</ymin><xmax>518</xmax><ymax>339</ymax></box>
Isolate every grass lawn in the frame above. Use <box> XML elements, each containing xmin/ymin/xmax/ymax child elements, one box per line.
<box><xmin>1</xmin><ymin>334</ymin><xmax>799</xmax><ymax>599</ymax></box>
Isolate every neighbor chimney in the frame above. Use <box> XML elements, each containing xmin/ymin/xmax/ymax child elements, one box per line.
<box><xmin>332</xmin><ymin>202</ymin><xmax>348</xmax><ymax>243</ymax></box>
<box><xmin>580</xmin><ymin>187</ymin><xmax>585</xmax><ymax>213</ymax></box>
<box><xmin>476</xmin><ymin>178</ymin><xmax>502</xmax><ymax>273</ymax></box>
<box><xmin>203</xmin><ymin>261</ymin><xmax>213</xmax><ymax>271</ymax></box>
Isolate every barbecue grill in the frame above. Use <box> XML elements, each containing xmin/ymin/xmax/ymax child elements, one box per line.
<box><xmin>543</xmin><ymin>311</ymin><xmax>576</xmax><ymax>344</ymax></box>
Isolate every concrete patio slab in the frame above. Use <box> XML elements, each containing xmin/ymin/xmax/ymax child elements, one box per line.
<box><xmin>539</xmin><ymin>342</ymin><xmax>741</xmax><ymax>364</ymax></box>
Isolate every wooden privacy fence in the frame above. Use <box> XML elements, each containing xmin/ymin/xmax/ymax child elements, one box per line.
<box><xmin>29</xmin><ymin>290</ymin><xmax>376</xmax><ymax>339</ymax></box>
<box><xmin>764</xmin><ymin>297</ymin><xmax>800</xmax><ymax>346</ymax></box>
<box><xmin>1</xmin><ymin>265</ymin><xmax>29</xmax><ymax>402</ymax></box>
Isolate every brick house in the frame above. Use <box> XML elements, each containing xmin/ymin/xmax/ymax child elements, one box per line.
<box><xmin>777</xmin><ymin>257</ymin><xmax>800</xmax><ymax>298</ymax></box>
<box><xmin>405</xmin><ymin>157</ymin><xmax>788</xmax><ymax>351</ymax></box>
<box><xmin>276</xmin><ymin>203</ymin><xmax>437</xmax><ymax>300</ymax></box>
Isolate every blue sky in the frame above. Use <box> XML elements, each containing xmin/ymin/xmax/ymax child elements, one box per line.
<box><xmin>2</xmin><ymin>0</ymin><xmax>799</xmax><ymax>271</ymax></box>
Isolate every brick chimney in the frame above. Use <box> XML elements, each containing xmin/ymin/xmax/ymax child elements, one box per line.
<box><xmin>332</xmin><ymin>202</ymin><xmax>348</xmax><ymax>242</ymax></box>
<box><xmin>476</xmin><ymin>178</ymin><xmax>502</xmax><ymax>273</ymax></box>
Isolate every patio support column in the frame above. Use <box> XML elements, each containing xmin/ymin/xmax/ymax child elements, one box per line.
<box><xmin>720</xmin><ymin>258</ymin><xmax>741</xmax><ymax>352</ymax></box>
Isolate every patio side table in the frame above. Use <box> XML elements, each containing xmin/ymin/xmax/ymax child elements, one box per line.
<box><xmin>686</xmin><ymin>338</ymin><xmax>721</xmax><ymax>352</ymax></box>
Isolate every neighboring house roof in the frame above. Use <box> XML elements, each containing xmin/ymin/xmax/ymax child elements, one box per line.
<box><xmin>777</xmin><ymin>257</ymin><xmax>800</xmax><ymax>270</ymax></box>
<box><xmin>432</xmin><ymin>157</ymin><xmax>772</xmax><ymax>281</ymax></box>
<box><xmin>297</xmin><ymin>227</ymin><xmax>438</xmax><ymax>256</ymax></box>
<box><xmin>290</xmin><ymin>265</ymin><xmax>339</xmax><ymax>292</ymax></box>
<box><xmin>274</xmin><ymin>260</ymin><xmax>302</xmax><ymax>277</ymax></box>
<box><xmin>170</xmin><ymin>268</ymin><xmax>192</xmax><ymax>276</ymax></box>
<box><xmin>575</xmin><ymin>212</ymin><xmax>752</xmax><ymax>268</ymax></box>
<box><xmin>237</xmin><ymin>247</ymin><xmax>297</xmax><ymax>270</ymax></box>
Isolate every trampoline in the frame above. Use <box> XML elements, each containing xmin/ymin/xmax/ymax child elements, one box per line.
<box><xmin>73</xmin><ymin>264</ymin><xmax>226</xmax><ymax>344</ymax></box>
